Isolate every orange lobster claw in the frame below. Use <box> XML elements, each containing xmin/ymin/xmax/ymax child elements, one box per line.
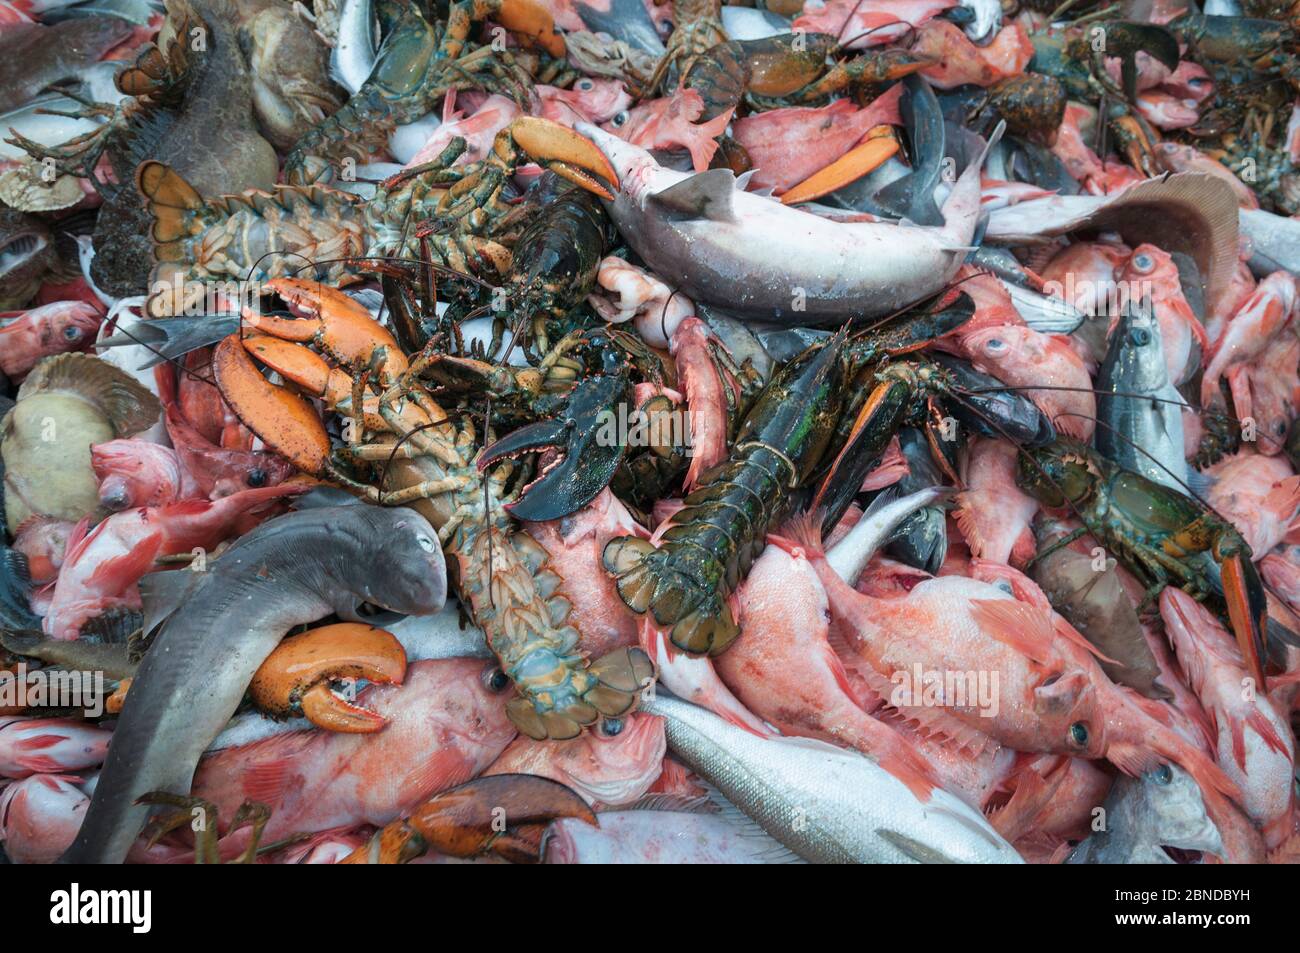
<box><xmin>249</xmin><ymin>623</ymin><xmax>408</xmax><ymax>733</ymax></box>
<box><xmin>212</xmin><ymin>334</ymin><xmax>332</xmax><ymax>475</ymax></box>
<box><xmin>492</xmin><ymin>0</ymin><xmax>566</xmax><ymax>57</ymax></box>
<box><xmin>781</xmin><ymin>128</ymin><xmax>900</xmax><ymax>206</ymax></box>
<box><xmin>240</xmin><ymin>334</ymin><xmax>387</xmax><ymax>432</ymax></box>
<box><xmin>1220</xmin><ymin>553</ymin><xmax>1269</xmax><ymax>688</ymax></box>
<box><xmin>250</xmin><ymin>277</ymin><xmax>407</xmax><ymax>379</ymax></box>
<box><xmin>508</xmin><ymin>117</ymin><xmax>619</xmax><ymax>200</ymax></box>
<box><xmin>339</xmin><ymin>774</ymin><xmax>596</xmax><ymax>863</ymax></box>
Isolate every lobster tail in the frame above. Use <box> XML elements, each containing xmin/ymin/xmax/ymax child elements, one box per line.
<box><xmin>137</xmin><ymin>162</ymin><xmax>214</xmax><ymax>318</ymax></box>
<box><xmin>602</xmin><ymin>535</ymin><xmax>740</xmax><ymax>655</ymax></box>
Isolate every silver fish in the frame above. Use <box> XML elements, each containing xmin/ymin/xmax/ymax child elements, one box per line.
<box><xmin>1240</xmin><ymin>207</ymin><xmax>1300</xmax><ymax>277</ymax></box>
<box><xmin>330</xmin><ymin>0</ymin><xmax>378</xmax><ymax>94</ymax></box>
<box><xmin>1096</xmin><ymin>300</ymin><xmax>1189</xmax><ymax>491</ymax></box>
<box><xmin>642</xmin><ymin>694</ymin><xmax>1024</xmax><ymax>863</ymax></box>
<box><xmin>59</xmin><ymin>503</ymin><xmax>448</xmax><ymax>864</ymax></box>
<box><xmin>1067</xmin><ymin>764</ymin><xmax>1225</xmax><ymax>864</ymax></box>
<box><xmin>576</xmin><ymin>0</ymin><xmax>666</xmax><ymax>56</ymax></box>
<box><xmin>577</xmin><ymin>120</ymin><xmax>1002</xmax><ymax>322</ymax></box>
<box><xmin>1003</xmin><ymin>279</ymin><xmax>1086</xmax><ymax>334</ymax></box>
<box><xmin>719</xmin><ymin>6</ymin><xmax>791</xmax><ymax>40</ymax></box>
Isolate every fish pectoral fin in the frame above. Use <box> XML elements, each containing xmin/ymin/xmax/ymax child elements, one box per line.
<box><xmin>139</xmin><ymin>568</ymin><xmax>207</xmax><ymax>639</ymax></box>
<box><xmin>648</xmin><ymin>169</ymin><xmax>739</xmax><ymax>223</ymax></box>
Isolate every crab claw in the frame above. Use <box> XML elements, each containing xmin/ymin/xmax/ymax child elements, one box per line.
<box><xmin>478</xmin><ymin>375</ymin><xmax>627</xmax><ymax>521</ymax></box>
<box><xmin>213</xmin><ymin>333</ymin><xmax>332</xmax><ymax>476</ymax></box>
<box><xmin>781</xmin><ymin>128</ymin><xmax>899</xmax><ymax>206</ymax></box>
<box><xmin>249</xmin><ymin>623</ymin><xmax>408</xmax><ymax>733</ymax></box>
<box><xmin>340</xmin><ymin>774</ymin><xmax>596</xmax><ymax>863</ymax></box>
<box><xmin>508</xmin><ymin>117</ymin><xmax>619</xmax><ymax>200</ymax></box>
<box><xmin>1220</xmin><ymin>552</ymin><xmax>1269</xmax><ymax>688</ymax></box>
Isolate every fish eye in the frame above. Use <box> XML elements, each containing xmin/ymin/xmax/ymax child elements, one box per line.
<box><xmin>577</xmin><ymin>79</ymin><xmax>594</xmax><ymax>91</ymax></box>
<box><xmin>984</xmin><ymin>337</ymin><xmax>1006</xmax><ymax>353</ymax></box>
<box><xmin>995</xmin><ymin>580</ymin><xmax>1013</xmax><ymax>595</ymax></box>
<box><xmin>62</xmin><ymin>326</ymin><xmax>82</xmax><ymax>341</ymax></box>
<box><xmin>1069</xmin><ymin>722</ymin><xmax>1089</xmax><ymax>747</ymax></box>
<box><xmin>612</xmin><ymin>111</ymin><xmax>629</xmax><ymax>128</ymax></box>
<box><xmin>600</xmin><ymin>717</ymin><xmax>624</xmax><ymax>737</ymax></box>
<box><xmin>1132</xmin><ymin>253</ymin><xmax>1154</xmax><ymax>273</ymax></box>
<box><xmin>1129</xmin><ymin>328</ymin><xmax>1151</xmax><ymax>346</ymax></box>
<box><xmin>484</xmin><ymin>667</ymin><xmax>511</xmax><ymax>693</ymax></box>
<box><xmin>415</xmin><ymin>533</ymin><xmax>438</xmax><ymax>553</ymax></box>
<box><xmin>1152</xmin><ymin>764</ymin><xmax>1173</xmax><ymax>785</ymax></box>
<box><xmin>246</xmin><ymin>468</ymin><xmax>267</xmax><ymax>487</ymax></box>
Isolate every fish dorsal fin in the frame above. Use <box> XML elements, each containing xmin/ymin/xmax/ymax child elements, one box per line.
<box><xmin>139</xmin><ymin>567</ymin><xmax>206</xmax><ymax>638</ymax></box>
<box><xmin>649</xmin><ymin>169</ymin><xmax>738</xmax><ymax>222</ymax></box>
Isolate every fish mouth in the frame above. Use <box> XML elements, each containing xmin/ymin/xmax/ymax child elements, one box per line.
<box><xmin>0</xmin><ymin>233</ymin><xmax>47</xmax><ymax>278</ymax></box>
<box><xmin>1160</xmin><ymin>845</ymin><xmax>1203</xmax><ymax>863</ymax></box>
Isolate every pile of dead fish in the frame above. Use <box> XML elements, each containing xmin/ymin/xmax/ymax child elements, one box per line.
<box><xmin>1</xmin><ymin>0</ymin><xmax>1300</xmax><ymax>865</ymax></box>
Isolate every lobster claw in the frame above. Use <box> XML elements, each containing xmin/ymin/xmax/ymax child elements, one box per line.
<box><xmin>1218</xmin><ymin>552</ymin><xmax>1270</xmax><ymax>688</ymax></box>
<box><xmin>508</xmin><ymin>117</ymin><xmax>619</xmax><ymax>200</ymax></box>
<box><xmin>811</xmin><ymin>376</ymin><xmax>910</xmax><ymax>536</ymax></box>
<box><xmin>248</xmin><ymin>623</ymin><xmax>408</xmax><ymax>733</ymax></box>
<box><xmin>340</xmin><ymin>774</ymin><xmax>596</xmax><ymax>864</ymax></box>
<box><xmin>478</xmin><ymin>375</ymin><xmax>627</xmax><ymax>522</ymax></box>
<box><xmin>929</xmin><ymin>353</ymin><xmax>1058</xmax><ymax>447</ymax></box>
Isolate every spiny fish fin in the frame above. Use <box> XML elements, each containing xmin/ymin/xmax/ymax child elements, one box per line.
<box><xmin>648</xmin><ymin>169</ymin><xmax>738</xmax><ymax>222</ymax></box>
<box><xmin>1264</xmin><ymin>474</ymin><xmax>1300</xmax><ymax>520</ymax></box>
<box><xmin>968</xmin><ymin>598</ymin><xmax>1056</xmax><ymax>666</ymax></box>
<box><xmin>17</xmin><ymin>353</ymin><xmax>160</xmax><ymax>437</ymax></box>
<box><xmin>86</xmin><ymin>533</ymin><xmax>163</xmax><ymax>590</ymax></box>
<box><xmin>952</xmin><ymin>495</ymin><xmax>984</xmax><ymax>554</ymax></box>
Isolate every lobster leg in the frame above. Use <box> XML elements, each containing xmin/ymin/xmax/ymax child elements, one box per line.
<box><xmin>340</xmin><ymin>775</ymin><xmax>596</xmax><ymax>863</ymax></box>
<box><xmin>136</xmin><ymin>792</ymin><xmax>270</xmax><ymax>864</ymax></box>
<box><xmin>248</xmin><ymin>623</ymin><xmax>409</xmax><ymax>733</ymax></box>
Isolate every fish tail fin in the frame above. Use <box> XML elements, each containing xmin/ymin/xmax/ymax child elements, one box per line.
<box><xmin>774</xmin><ymin>512</ymin><xmax>827</xmax><ymax>561</ymax></box>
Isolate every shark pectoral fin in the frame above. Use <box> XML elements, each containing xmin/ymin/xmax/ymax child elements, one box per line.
<box><xmin>649</xmin><ymin>169</ymin><xmax>739</xmax><ymax>222</ymax></box>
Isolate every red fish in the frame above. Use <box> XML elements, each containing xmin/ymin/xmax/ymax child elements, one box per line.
<box><xmin>143</xmin><ymin>658</ymin><xmax>517</xmax><ymax>862</ymax></box>
<box><xmin>0</xmin><ymin>301</ymin><xmax>101</xmax><ymax>382</ymax></box>
<box><xmin>1203</xmin><ymin>272</ymin><xmax>1299</xmax><ymax>408</ymax></box>
<box><xmin>41</xmin><ymin>483</ymin><xmax>304</xmax><ymax>641</ymax></box>
<box><xmin>483</xmin><ymin>711</ymin><xmax>665</xmax><ymax>808</ymax></box>
<box><xmin>1203</xmin><ymin>451</ymin><xmax>1300</xmax><ymax>558</ymax></box>
<box><xmin>0</xmin><ymin>717</ymin><xmax>111</xmax><ymax>779</ymax></box>
<box><xmin>602</xmin><ymin>86</ymin><xmax>733</xmax><ymax>172</ymax></box>
<box><xmin>1161</xmin><ymin>588</ymin><xmax>1297</xmax><ymax>849</ymax></box>
<box><xmin>155</xmin><ymin>363</ymin><xmax>296</xmax><ymax>498</ymax></box>
<box><xmin>913</xmin><ymin>21</ymin><xmax>1032</xmax><ymax>89</ymax></box>
<box><xmin>91</xmin><ymin>438</ymin><xmax>197</xmax><ymax>511</ymax></box>
<box><xmin>794</xmin><ymin>0</ymin><xmax>955</xmax><ymax>49</ymax></box>
<box><xmin>11</xmin><ymin>516</ymin><xmax>75</xmax><ymax>586</ymax></box>
<box><xmin>715</xmin><ymin>538</ymin><xmax>940</xmax><ymax>799</ymax></box>
<box><xmin>953</xmin><ymin>324</ymin><xmax>1096</xmax><ymax>440</ymax></box>
<box><xmin>670</xmin><ymin>317</ymin><xmax>731</xmax><ymax>488</ymax></box>
<box><xmin>731</xmin><ymin>87</ymin><xmax>904</xmax><ymax>194</ymax></box>
<box><xmin>953</xmin><ymin>436</ymin><xmax>1039</xmax><ymax>566</ymax></box>
<box><xmin>537</xmin><ymin>78</ymin><xmax>633</xmax><ymax>127</ymax></box>
<box><xmin>0</xmin><ymin>774</ymin><xmax>88</xmax><ymax>864</ymax></box>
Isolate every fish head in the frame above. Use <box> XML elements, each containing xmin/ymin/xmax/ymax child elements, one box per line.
<box><xmin>578</xmin><ymin>120</ymin><xmax>659</xmax><ymax>184</ymax></box>
<box><xmin>546</xmin><ymin>711</ymin><xmax>667</xmax><ymax>806</ymax></box>
<box><xmin>43</xmin><ymin>301</ymin><xmax>103</xmax><ymax>354</ymax></box>
<box><xmin>0</xmin><ymin>207</ymin><xmax>54</xmax><ymax>309</ymax></box>
<box><xmin>351</xmin><ymin>507</ymin><xmax>448</xmax><ymax>616</ymax></box>
<box><xmin>1124</xmin><ymin>764</ymin><xmax>1226</xmax><ymax>859</ymax></box>
<box><xmin>1120</xmin><ymin>243</ymin><xmax>1180</xmax><ymax>294</ymax></box>
<box><xmin>561</xmin><ymin>78</ymin><xmax>635</xmax><ymax>124</ymax></box>
<box><xmin>1034</xmin><ymin>668</ymin><xmax>1108</xmax><ymax>760</ymax></box>
<box><xmin>1100</xmin><ymin>295</ymin><xmax>1168</xmax><ymax>394</ymax></box>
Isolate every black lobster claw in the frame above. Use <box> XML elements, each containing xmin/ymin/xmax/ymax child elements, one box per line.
<box><xmin>479</xmin><ymin>374</ymin><xmax>628</xmax><ymax>522</ymax></box>
<box><xmin>930</xmin><ymin>353</ymin><xmax>1057</xmax><ymax>447</ymax></box>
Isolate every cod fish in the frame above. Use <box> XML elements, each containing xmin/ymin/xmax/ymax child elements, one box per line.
<box><xmin>1096</xmin><ymin>300</ymin><xmax>1189</xmax><ymax>491</ymax></box>
<box><xmin>576</xmin><ymin>120</ymin><xmax>1003</xmax><ymax>322</ymax></box>
<box><xmin>643</xmin><ymin>694</ymin><xmax>1025</xmax><ymax>863</ymax></box>
<box><xmin>59</xmin><ymin>502</ymin><xmax>448</xmax><ymax>864</ymax></box>
<box><xmin>1067</xmin><ymin>764</ymin><xmax>1225</xmax><ymax>864</ymax></box>
<box><xmin>2</xmin><ymin>353</ymin><xmax>160</xmax><ymax>529</ymax></box>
